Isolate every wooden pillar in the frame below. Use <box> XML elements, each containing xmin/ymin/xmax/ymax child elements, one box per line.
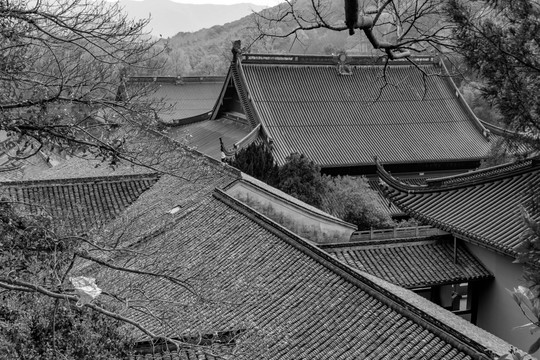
<box><xmin>453</xmin><ymin>235</ymin><xmax>458</xmax><ymax>264</ymax></box>
<box><xmin>470</xmin><ymin>284</ymin><xmax>479</xmax><ymax>325</ymax></box>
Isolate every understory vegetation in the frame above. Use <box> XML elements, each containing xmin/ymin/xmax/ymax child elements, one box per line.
<box><xmin>227</xmin><ymin>143</ymin><xmax>393</xmax><ymax>231</ymax></box>
<box><xmin>0</xmin><ymin>202</ymin><xmax>134</xmax><ymax>359</ymax></box>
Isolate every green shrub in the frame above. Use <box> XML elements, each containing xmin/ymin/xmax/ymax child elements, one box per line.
<box><xmin>322</xmin><ymin>175</ymin><xmax>394</xmax><ymax>231</ymax></box>
<box><xmin>276</xmin><ymin>153</ymin><xmax>328</xmax><ymax>208</ymax></box>
<box><xmin>227</xmin><ymin>143</ymin><xmax>279</xmax><ymax>186</ymax></box>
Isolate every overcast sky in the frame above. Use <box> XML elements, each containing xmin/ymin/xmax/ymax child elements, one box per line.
<box><xmin>186</xmin><ymin>0</ymin><xmax>282</xmax><ymax>4</ymax></box>
<box><xmin>121</xmin><ymin>0</ymin><xmax>284</xmax><ymax>5</ymax></box>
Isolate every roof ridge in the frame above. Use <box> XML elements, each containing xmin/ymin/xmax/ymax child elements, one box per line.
<box><xmin>375</xmin><ymin>156</ymin><xmax>428</xmax><ymax>192</ymax></box>
<box><xmin>319</xmin><ymin>234</ymin><xmax>453</xmax><ymax>248</ymax></box>
<box><xmin>439</xmin><ymin>60</ymin><xmax>490</xmax><ymax>140</ymax></box>
<box><xmin>241</xmin><ymin>53</ymin><xmax>438</xmax><ymax>66</ymax></box>
<box><xmin>213</xmin><ymin>188</ymin><xmax>497</xmax><ymax>360</ymax></box>
<box><xmin>143</xmin><ymin>127</ymin><xmax>242</xmax><ymax>179</ymax></box>
<box><xmin>126</xmin><ymin>76</ymin><xmax>226</xmax><ymax>84</ymax></box>
<box><xmin>0</xmin><ymin>172</ymin><xmax>161</xmax><ymax>187</ymax></box>
<box><xmin>232</xmin><ymin>62</ymin><xmax>259</xmax><ymax>129</ymax></box>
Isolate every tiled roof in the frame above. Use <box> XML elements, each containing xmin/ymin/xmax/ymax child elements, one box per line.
<box><xmin>377</xmin><ymin>157</ymin><xmax>540</xmax><ymax>257</ymax></box>
<box><xmin>129</xmin><ymin>77</ymin><xmax>224</xmax><ymax>123</ymax></box>
<box><xmin>320</xmin><ymin>235</ymin><xmax>492</xmax><ymax>288</ymax></box>
<box><xmin>132</xmin><ymin>346</ymin><xmax>225</xmax><ymax>360</ymax></box>
<box><xmin>164</xmin><ymin>118</ymin><xmax>252</xmax><ymax>160</ymax></box>
<box><xmin>132</xmin><ymin>351</ymin><xmax>219</xmax><ymax>360</ymax></box>
<box><xmin>0</xmin><ymin>173</ymin><xmax>160</xmax><ymax>234</ymax></box>
<box><xmin>82</xmin><ymin>155</ymin><xmax>511</xmax><ymax>359</ymax></box>
<box><xmin>231</xmin><ymin>54</ymin><xmax>492</xmax><ymax>167</ymax></box>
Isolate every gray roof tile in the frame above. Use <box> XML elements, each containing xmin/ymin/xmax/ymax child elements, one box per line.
<box><xmin>238</xmin><ymin>59</ymin><xmax>492</xmax><ymax>167</ymax></box>
<box><xmin>321</xmin><ymin>235</ymin><xmax>493</xmax><ymax>288</ymax></box>
<box><xmin>378</xmin><ymin>157</ymin><xmax>540</xmax><ymax>256</ymax></box>
<box><xmin>83</xmin><ymin>164</ymin><xmax>508</xmax><ymax>359</ymax></box>
<box><xmin>0</xmin><ymin>173</ymin><xmax>160</xmax><ymax>234</ymax></box>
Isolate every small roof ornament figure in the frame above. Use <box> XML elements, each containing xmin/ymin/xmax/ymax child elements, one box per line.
<box><xmin>232</xmin><ymin>40</ymin><xmax>242</xmax><ymax>62</ymax></box>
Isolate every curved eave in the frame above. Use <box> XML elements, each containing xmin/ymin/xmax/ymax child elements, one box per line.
<box><xmin>482</xmin><ymin>121</ymin><xmax>540</xmax><ymax>156</ymax></box>
<box><xmin>439</xmin><ymin>60</ymin><xmax>490</xmax><ymax>140</ymax></box>
<box><xmin>374</xmin><ymin>157</ymin><xmax>429</xmax><ymax>193</ymax></box>
<box><xmin>377</xmin><ymin>156</ymin><xmax>540</xmax><ymax>193</ymax></box>
<box><xmin>425</xmin><ymin>157</ymin><xmax>540</xmax><ymax>190</ymax></box>
<box><xmin>481</xmin><ymin>120</ymin><xmax>521</xmax><ymax>138</ymax></box>
<box><xmin>481</xmin><ymin>120</ymin><xmax>538</xmax><ymax>141</ymax></box>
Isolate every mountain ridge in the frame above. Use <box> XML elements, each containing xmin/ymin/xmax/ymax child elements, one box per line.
<box><xmin>135</xmin><ymin>0</ymin><xmax>378</xmax><ymax>76</ymax></box>
<box><xmin>118</xmin><ymin>0</ymin><xmax>266</xmax><ymax>37</ymax></box>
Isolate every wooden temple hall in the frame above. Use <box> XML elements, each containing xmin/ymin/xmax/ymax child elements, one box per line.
<box><xmin>131</xmin><ymin>42</ymin><xmax>499</xmax><ymax>178</ymax></box>
<box><xmin>212</xmin><ymin>44</ymin><xmax>495</xmax><ymax>177</ymax></box>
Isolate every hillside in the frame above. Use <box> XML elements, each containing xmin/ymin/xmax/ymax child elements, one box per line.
<box><xmin>138</xmin><ymin>0</ymin><xmax>379</xmax><ymax>77</ymax></box>
<box><xmin>118</xmin><ymin>0</ymin><xmax>266</xmax><ymax>38</ymax></box>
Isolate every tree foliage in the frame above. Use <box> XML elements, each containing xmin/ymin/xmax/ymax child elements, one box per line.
<box><xmin>276</xmin><ymin>152</ymin><xmax>328</xmax><ymax>208</ymax></box>
<box><xmin>0</xmin><ymin>295</ymin><xmax>134</xmax><ymax>359</ymax></box>
<box><xmin>0</xmin><ymin>0</ymin><xmax>162</xmax><ymax>167</ymax></box>
<box><xmin>0</xmin><ymin>2</ymin><xmax>210</xmax><ymax>352</ymax></box>
<box><xmin>447</xmin><ymin>0</ymin><xmax>540</xmax><ymax>150</ymax></box>
<box><xmin>447</xmin><ymin>0</ymin><xmax>540</xmax><ymax>352</ymax></box>
<box><xmin>228</xmin><ymin>146</ymin><xmax>394</xmax><ymax>229</ymax></box>
<box><xmin>226</xmin><ymin>142</ymin><xmax>279</xmax><ymax>186</ymax></box>
<box><xmin>254</xmin><ymin>0</ymin><xmax>452</xmax><ymax>60</ymax></box>
<box><xmin>0</xmin><ymin>201</ymin><xmax>134</xmax><ymax>359</ymax></box>
<box><xmin>322</xmin><ymin>176</ymin><xmax>393</xmax><ymax>230</ymax></box>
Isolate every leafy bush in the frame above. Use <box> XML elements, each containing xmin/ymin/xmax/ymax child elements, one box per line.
<box><xmin>227</xmin><ymin>143</ymin><xmax>279</xmax><ymax>186</ymax></box>
<box><xmin>276</xmin><ymin>153</ymin><xmax>327</xmax><ymax>208</ymax></box>
<box><xmin>321</xmin><ymin>176</ymin><xmax>394</xmax><ymax>230</ymax></box>
<box><xmin>230</xmin><ymin>148</ymin><xmax>395</xmax><ymax>230</ymax></box>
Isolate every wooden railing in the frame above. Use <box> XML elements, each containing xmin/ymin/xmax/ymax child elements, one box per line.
<box><xmin>351</xmin><ymin>225</ymin><xmax>447</xmax><ymax>241</ymax></box>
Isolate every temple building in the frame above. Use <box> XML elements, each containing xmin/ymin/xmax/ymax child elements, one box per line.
<box><xmin>377</xmin><ymin>156</ymin><xmax>540</xmax><ymax>350</ymax></box>
<box><xmin>212</xmin><ymin>49</ymin><xmax>494</xmax><ymax>176</ymax></box>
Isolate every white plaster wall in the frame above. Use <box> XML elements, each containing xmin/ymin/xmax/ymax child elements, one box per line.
<box><xmin>227</xmin><ymin>182</ymin><xmax>356</xmax><ymax>242</ymax></box>
<box><xmin>467</xmin><ymin>243</ymin><xmax>535</xmax><ymax>353</ymax></box>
